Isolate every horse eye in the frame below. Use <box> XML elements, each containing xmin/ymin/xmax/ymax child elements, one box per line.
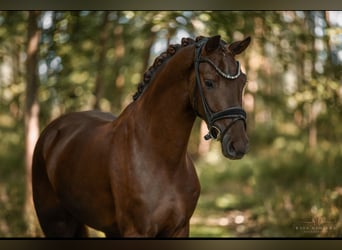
<box><xmin>204</xmin><ymin>80</ymin><xmax>214</xmax><ymax>89</ymax></box>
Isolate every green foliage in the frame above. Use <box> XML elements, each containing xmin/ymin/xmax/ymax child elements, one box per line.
<box><xmin>192</xmin><ymin>139</ymin><xmax>342</xmax><ymax>237</ymax></box>
<box><xmin>0</xmin><ymin>11</ymin><xmax>342</xmax><ymax>237</ymax></box>
<box><xmin>0</xmin><ymin>115</ymin><xmax>26</xmax><ymax>236</ymax></box>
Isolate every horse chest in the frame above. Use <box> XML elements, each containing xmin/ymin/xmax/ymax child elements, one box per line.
<box><xmin>117</xmin><ymin>184</ymin><xmax>198</xmax><ymax>236</ymax></box>
<box><xmin>108</xmin><ymin>158</ymin><xmax>200</xmax><ymax>236</ymax></box>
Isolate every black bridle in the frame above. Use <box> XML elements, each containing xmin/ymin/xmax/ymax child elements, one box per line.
<box><xmin>194</xmin><ymin>39</ymin><xmax>247</xmax><ymax>141</ymax></box>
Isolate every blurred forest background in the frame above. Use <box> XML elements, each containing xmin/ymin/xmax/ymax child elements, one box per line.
<box><xmin>0</xmin><ymin>11</ymin><xmax>342</xmax><ymax>237</ymax></box>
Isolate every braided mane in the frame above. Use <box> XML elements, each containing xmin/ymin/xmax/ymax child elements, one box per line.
<box><xmin>132</xmin><ymin>36</ymin><xmax>207</xmax><ymax>101</ymax></box>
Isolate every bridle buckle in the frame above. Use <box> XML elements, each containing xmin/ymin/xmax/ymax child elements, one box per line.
<box><xmin>204</xmin><ymin>125</ymin><xmax>221</xmax><ymax>141</ymax></box>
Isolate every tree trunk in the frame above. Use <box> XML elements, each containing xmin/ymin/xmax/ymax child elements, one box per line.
<box><xmin>93</xmin><ymin>11</ymin><xmax>111</xmax><ymax>110</ymax></box>
<box><xmin>24</xmin><ymin>10</ymin><xmax>42</xmax><ymax>236</ymax></box>
<box><xmin>304</xmin><ymin>11</ymin><xmax>318</xmax><ymax>149</ymax></box>
<box><xmin>322</xmin><ymin>11</ymin><xmax>335</xmax><ymax>78</ymax></box>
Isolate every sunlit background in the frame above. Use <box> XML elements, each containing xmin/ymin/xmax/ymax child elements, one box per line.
<box><xmin>0</xmin><ymin>11</ymin><xmax>342</xmax><ymax>237</ymax></box>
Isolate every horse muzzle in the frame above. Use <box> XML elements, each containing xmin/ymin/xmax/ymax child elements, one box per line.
<box><xmin>221</xmin><ymin>131</ymin><xmax>249</xmax><ymax>160</ymax></box>
<box><xmin>202</xmin><ymin>107</ymin><xmax>249</xmax><ymax>159</ymax></box>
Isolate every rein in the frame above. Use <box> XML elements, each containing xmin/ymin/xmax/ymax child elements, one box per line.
<box><xmin>194</xmin><ymin>39</ymin><xmax>247</xmax><ymax>141</ymax></box>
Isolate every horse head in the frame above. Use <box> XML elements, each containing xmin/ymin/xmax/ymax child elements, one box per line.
<box><xmin>191</xmin><ymin>35</ymin><xmax>251</xmax><ymax>159</ymax></box>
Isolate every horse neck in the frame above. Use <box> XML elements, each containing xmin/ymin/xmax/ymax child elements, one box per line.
<box><xmin>131</xmin><ymin>46</ymin><xmax>196</xmax><ymax>160</ymax></box>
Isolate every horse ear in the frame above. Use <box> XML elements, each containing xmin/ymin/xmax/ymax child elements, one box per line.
<box><xmin>205</xmin><ymin>35</ymin><xmax>221</xmax><ymax>54</ymax></box>
<box><xmin>228</xmin><ymin>36</ymin><xmax>251</xmax><ymax>56</ymax></box>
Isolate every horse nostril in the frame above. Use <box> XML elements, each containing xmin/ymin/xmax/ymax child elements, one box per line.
<box><xmin>222</xmin><ymin>135</ymin><xmax>248</xmax><ymax>159</ymax></box>
<box><xmin>228</xmin><ymin>143</ymin><xmax>236</xmax><ymax>156</ymax></box>
<box><xmin>229</xmin><ymin>141</ymin><xmax>247</xmax><ymax>159</ymax></box>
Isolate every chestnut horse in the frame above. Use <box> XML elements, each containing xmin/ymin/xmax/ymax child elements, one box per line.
<box><xmin>32</xmin><ymin>35</ymin><xmax>251</xmax><ymax>237</ymax></box>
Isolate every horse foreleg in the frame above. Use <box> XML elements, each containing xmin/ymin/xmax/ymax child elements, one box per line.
<box><xmin>170</xmin><ymin>223</ymin><xmax>190</xmax><ymax>237</ymax></box>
